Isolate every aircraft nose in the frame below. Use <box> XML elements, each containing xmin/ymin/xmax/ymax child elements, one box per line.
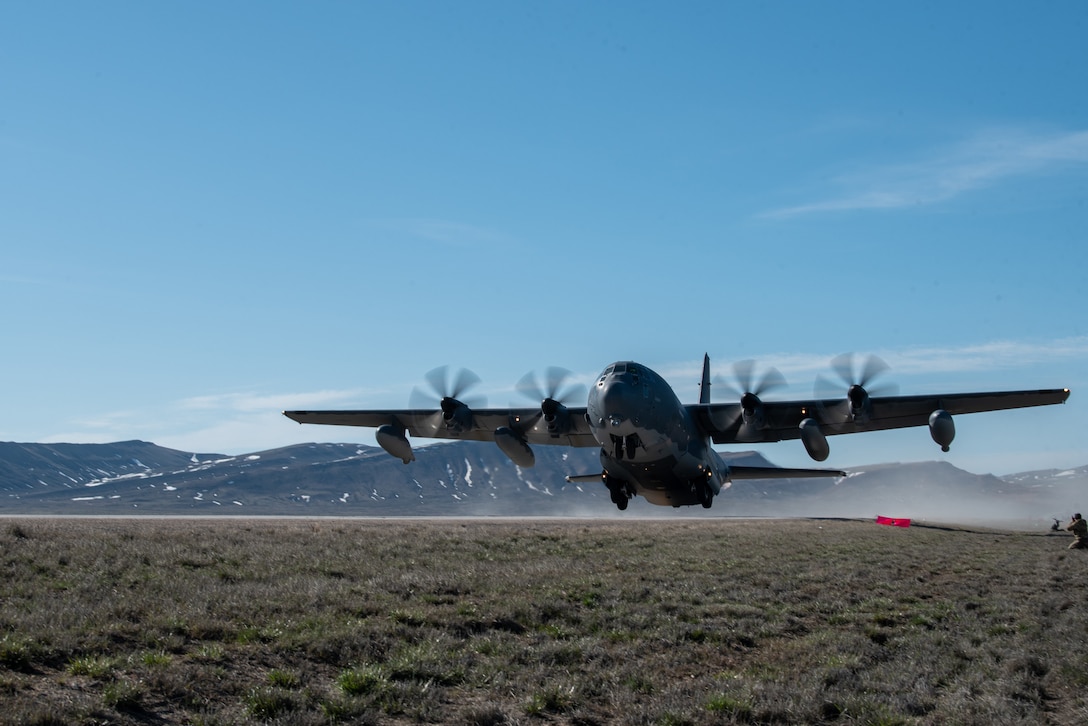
<box><xmin>599</xmin><ymin>377</ymin><xmax>638</xmax><ymax>432</ymax></box>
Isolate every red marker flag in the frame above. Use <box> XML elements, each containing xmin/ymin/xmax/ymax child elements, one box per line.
<box><xmin>876</xmin><ymin>516</ymin><xmax>911</xmax><ymax>528</ymax></box>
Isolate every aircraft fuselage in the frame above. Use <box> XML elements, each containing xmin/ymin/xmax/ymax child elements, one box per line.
<box><xmin>587</xmin><ymin>361</ymin><xmax>724</xmax><ymax>508</ymax></box>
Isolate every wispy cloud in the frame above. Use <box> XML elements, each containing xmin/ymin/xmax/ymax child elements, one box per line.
<box><xmin>765</xmin><ymin>128</ymin><xmax>1088</xmax><ymax>218</ymax></box>
<box><xmin>40</xmin><ymin>388</ymin><xmax>376</xmax><ymax>454</ymax></box>
<box><xmin>877</xmin><ymin>338</ymin><xmax>1088</xmax><ymax>376</ymax></box>
<box><xmin>771</xmin><ymin>338</ymin><xmax>1088</xmax><ymax>380</ymax></box>
<box><xmin>661</xmin><ymin>337</ymin><xmax>1088</xmax><ymax>392</ymax></box>
<box><xmin>36</xmin><ymin>338</ymin><xmax>1084</xmax><ymax>456</ymax></box>
<box><xmin>178</xmin><ymin>388</ymin><xmax>366</xmax><ymax>413</ymax></box>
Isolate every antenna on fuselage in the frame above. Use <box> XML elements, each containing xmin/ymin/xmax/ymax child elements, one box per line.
<box><xmin>699</xmin><ymin>353</ymin><xmax>712</xmax><ymax>404</ymax></box>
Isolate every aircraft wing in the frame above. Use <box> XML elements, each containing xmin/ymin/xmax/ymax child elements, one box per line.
<box><xmin>283</xmin><ymin>407</ymin><xmax>599</xmax><ymax>447</ymax></box>
<box><xmin>693</xmin><ymin>388</ymin><xmax>1070</xmax><ymax>445</ymax></box>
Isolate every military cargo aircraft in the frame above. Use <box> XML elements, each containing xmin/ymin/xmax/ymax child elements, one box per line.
<box><xmin>283</xmin><ymin>354</ymin><xmax>1069</xmax><ymax>510</ymax></box>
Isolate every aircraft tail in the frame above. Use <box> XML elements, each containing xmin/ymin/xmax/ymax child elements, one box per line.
<box><xmin>699</xmin><ymin>353</ymin><xmax>712</xmax><ymax>404</ymax></box>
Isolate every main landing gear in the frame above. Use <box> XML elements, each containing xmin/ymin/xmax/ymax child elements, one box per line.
<box><xmin>692</xmin><ymin>480</ymin><xmax>714</xmax><ymax>509</ymax></box>
<box><xmin>605</xmin><ymin>475</ymin><xmax>634</xmax><ymax>511</ymax></box>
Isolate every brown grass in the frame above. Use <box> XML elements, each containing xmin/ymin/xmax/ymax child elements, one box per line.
<box><xmin>0</xmin><ymin>517</ymin><xmax>1086</xmax><ymax>725</ymax></box>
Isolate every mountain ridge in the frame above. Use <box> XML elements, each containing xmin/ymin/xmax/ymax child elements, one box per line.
<box><xmin>1</xmin><ymin>440</ymin><xmax>1084</xmax><ymax>524</ymax></box>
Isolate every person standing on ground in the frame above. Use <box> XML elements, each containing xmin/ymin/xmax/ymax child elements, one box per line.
<box><xmin>1065</xmin><ymin>513</ymin><xmax>1088</xmax><ymax>549</ymax></box>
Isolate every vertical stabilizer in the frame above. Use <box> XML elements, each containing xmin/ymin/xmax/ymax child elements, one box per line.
<box><xmin>699</xmin><ymin>353</ymin><xmax>711</xmax><ymax>404</ymax></box>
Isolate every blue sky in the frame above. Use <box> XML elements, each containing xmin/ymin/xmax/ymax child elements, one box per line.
<box><xmin>2</xmin><ymin>2</ymin><xmax>1086</xmax><ymax>475</ymax></box>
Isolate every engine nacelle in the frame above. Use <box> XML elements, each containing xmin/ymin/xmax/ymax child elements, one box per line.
<box><xmin>376</xmin><ymin>424</ymin><xmax>414</xmax><ymax>464</ymax></box>
<box><xmin>847</xmin><ymin>384</ymin><xmax>871</xmax><ymax>423</ymax></box>
<box><xmin>740</xmin><ymin>392</ymin><xmax>765</xmax><ymax>429</ymax></box>
<box><xmin>541</xmin><ymin>398</ymin><xmax>572</xmax><ymax>435</ymax></box>
<box><xmin>928</xmin><ymin>409</ymin><xmax>955</xmax><ymax>452</ymax></box>
<box><xmin>440</xmin><ymin>397</ymin><xmax>473</xmax><ymax>433</ymax></box>
<box><xmin>799</xmin><ymin>418</ymin><xmax>830</xmax><ymax>462</ymax></box>
<box><xmin>494</xmin><ymin>426</ymin><xmax>535</xmax><ymax>467</ymax></box>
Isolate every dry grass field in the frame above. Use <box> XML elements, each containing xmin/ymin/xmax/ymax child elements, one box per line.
<box><xmin>1</xmin><ymin>517</ymin><xmax>1086</xmax><ymax>725</ymax></box>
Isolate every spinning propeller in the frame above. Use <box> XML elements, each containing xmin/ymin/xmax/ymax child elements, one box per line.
<box><xmin>816</xmin><ymin>353</ymin><xmax>899</xmax><ymax>426</ymax></box>
<box><xmin>715</xmin><ymin>359</ymin><xmax>787</xmax><ymax>437</ymax></box>
<box><xmin>409</xmin><ymin>366</ymin><xmax>487</xmax><ymax>435</ymax></box>
<box><xmin>515</xmin><ymin>366</ymin><xmax>586</xmax><ymax>435</ymax></box>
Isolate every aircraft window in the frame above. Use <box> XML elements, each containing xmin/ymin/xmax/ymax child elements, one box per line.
<box><xmin>614</xmin><ymin>363</ymin><xmax>627</xmax><ymax>373</ymax></box>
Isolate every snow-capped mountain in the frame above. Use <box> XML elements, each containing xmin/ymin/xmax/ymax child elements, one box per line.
<box><xmin>0</xmin><ymin>440</ymin><xmax>1084</xmax><ymax>524</ymax></box>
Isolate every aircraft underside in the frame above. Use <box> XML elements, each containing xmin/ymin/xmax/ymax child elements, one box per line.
<box><xmin>599</xmin><ymin>447</ymin><xmax>722</xmax><ymax>509</ymax></box>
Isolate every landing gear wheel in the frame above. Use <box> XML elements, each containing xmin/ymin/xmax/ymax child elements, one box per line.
<box><xmin>692</xmin><ymin>481</ymin><xmax>714</xmax><ymax>509</ymax></box>
<box><xmin>609</xmin><ymin>488</ymin><xmax>630</xmax><ymax>511</ymax></box>
<box><xmin>607</xmin><ymin>476</ymin><xmax>631</xmax><ymax>511</ymax></box>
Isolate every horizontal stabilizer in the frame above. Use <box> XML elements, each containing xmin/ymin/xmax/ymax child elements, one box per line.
<box><xmin>728</xmin><ymin>465</ymin><xmax>845</xmax><ymax>480</ymax></box>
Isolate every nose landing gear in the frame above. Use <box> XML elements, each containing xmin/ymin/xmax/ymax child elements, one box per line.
<box><xmin>609</xmin><ymin>434</ymin><xmax>642</xmax><ymax>460</ymax></box>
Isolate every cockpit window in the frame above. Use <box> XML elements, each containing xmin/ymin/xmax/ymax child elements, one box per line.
<box><xmin>614</xmin><ymin>363</ymin><xmax>627</xmax><ymax>373</ymax></box>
